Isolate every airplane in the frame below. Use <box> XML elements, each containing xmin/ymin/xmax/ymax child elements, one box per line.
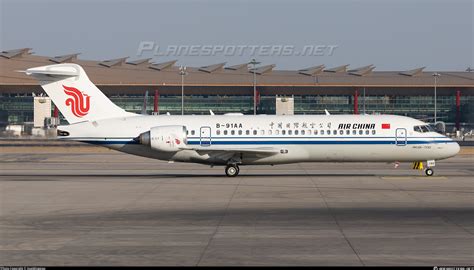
<box><xmin>25</xmin><ymin>63</ymin><xmax>460</xmax><ymax>177</ymax></box>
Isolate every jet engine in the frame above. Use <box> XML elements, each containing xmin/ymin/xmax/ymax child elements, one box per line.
<box><xmin>136</xmin><ymin>125</ymin><xmax>187</xmax><ymax>152</ymax></box>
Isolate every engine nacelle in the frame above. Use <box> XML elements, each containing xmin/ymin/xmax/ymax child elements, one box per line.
<box><xmin>137</xmin><ymin>125</ymin><xmax>187</xmax><ymax>152</ymax></box>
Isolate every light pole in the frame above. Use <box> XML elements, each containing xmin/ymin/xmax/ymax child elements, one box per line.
<box><xmin>249</xmin><ymin>58</ymin><xmax>260</xmax><ymax>115</ymax></box>
<box><xmin>179</xmin><ymin>66</ymin><xmax>187</xmax><ymax>115</ymax></box>
<box><xmin>432</xmin><ymin>72</ymin><xmax>441</xmax><ymax>123</ymax></box>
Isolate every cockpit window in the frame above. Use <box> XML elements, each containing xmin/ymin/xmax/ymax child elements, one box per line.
<box><xmin>414</xmin><ymin>125</ymin><xmax>434</xmax><ymax>133</ymax></box>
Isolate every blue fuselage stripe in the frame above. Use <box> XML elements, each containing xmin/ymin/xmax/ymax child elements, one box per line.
<box><xmin>77</xmin><ymin>139</ymin><xmax>455</xmax><ymax>145</ymax></box>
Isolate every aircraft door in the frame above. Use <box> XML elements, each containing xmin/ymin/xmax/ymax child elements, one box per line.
<box><xmin>200</xmin><ymin>126</ymin><xmax>212</xmax><ymax>146</ymax></box>
<box><xmin>395</xmin><ymin>128</ymin><xmax>407</xmax><ymax>146</ymax></box>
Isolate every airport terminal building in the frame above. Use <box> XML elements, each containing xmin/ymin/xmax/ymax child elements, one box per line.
<box><xmin>1</xmin><ymin>48</ymin><xmax>473</xmax><ymax>131</ymax></box>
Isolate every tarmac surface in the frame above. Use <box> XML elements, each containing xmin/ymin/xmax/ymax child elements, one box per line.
<box><xmin>0</xmin><ymin>146</ymin><xmax>473</xmax><ymax>266</ymax></box>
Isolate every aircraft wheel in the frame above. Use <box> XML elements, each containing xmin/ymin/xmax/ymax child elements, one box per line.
<box><xmin>425</xmin><ymin>168</ymin><xmax>434</xmax><ymax>177</ymax></box>
<box><xmin>225</xmin><ymin>164</ymin><xmax>239</xmax><ymax>177</ymax></box>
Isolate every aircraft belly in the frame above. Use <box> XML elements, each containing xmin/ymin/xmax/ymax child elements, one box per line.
<box><xmin>101</xmin><ymin>142</ymin><xmax>450</xmax><ymax>165</ymax></box>
<box><xmin>242</xmin><ymin>145</ymin><xmax>309</xmax><ymax>165</ymax></box>
<box><xmin>244</xmin><ymin>144</ymin><xmax>443</xmax><ymax>164</ymax></box>
<box><xmin>106</xmin><ymin>144</ymin><xmax>180</xmax><ymax>161</ymax></box>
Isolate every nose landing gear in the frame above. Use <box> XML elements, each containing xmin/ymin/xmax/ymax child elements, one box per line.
<box><xmin>424</xmin><ymin>168</ymin><xmax>434</xmax><ymax>176</ymax></box>
<box><xmin>412</xmin><ymin>160</ymin><xmax>436</xmax><ymax>177</ymax></box>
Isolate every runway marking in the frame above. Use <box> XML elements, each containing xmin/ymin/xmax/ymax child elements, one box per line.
<box><xmin>415</xmin><ymin>176</ymin><xmax>447</xmax><ymax>180</ymax></box>
<box><xmin>381</xmin><ymin>176</ymin><xmax>447</xmax><ymax>180</ymax></box>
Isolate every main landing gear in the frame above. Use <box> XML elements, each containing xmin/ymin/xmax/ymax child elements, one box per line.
<box><xmin>225</xmin><ymin>164</ymin><xmax>240</xmax><ymax>177</ymax></box>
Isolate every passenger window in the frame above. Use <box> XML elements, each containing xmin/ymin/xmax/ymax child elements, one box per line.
<box><xmin>246</xmin><ymin>130</ymin><xmax>250</xmax><ymax>135</ymax></box>
<box><xmin>186</xmin><ymin>130</ymin><xmax>189</xmax><ymax>135</ymax></box>
<box><xmin>253</xmin><ymin>130</ymin><xmax>257</xmax><ymax>135</ymax></box>
<box><xmin>260</xmin><ymin>130</ymin><xmax>265</xmax><ymax>135</ymax></box>
<box><xmin>191</xmin><ymin>130</ymin><xmax>195</xmax><ymax>135</ymax></box>
<box><xmin>339</xmin><ymin>130</ymin><xmax>344</xmax><ymax>135</ymax></box>
<box><xmin>365</xmin><ymin>130</ymin><xmax>370</xmax><ymax>135</ymax></box>
<box><xmin>314</xmin><ymin>130</ymin><xmax>318</xmax><ymax>135</ymax></box>
<box><xmin>268</xmin><ymin>130</ymin><xmax>272</xmax><ymax>135</ymax></box>
<box><xmin>346</xmin><ymin>130</ymin><xmax>350</xmax><ymax>135</ymax></box>
<box><xmin>231</xmin><ymin>130</ymin><xmax>235</xmax><ymax>135</ymax></box>
<box><xmin>295</xmin><ymin>130</ymin><xmax>299</xmax><ymax>135</ymax></box>
<box><xmin>352</xmin><ymin>130</ymin><xmax>357</xmax><ymax>135</ymax></box>
<box><xmin>333</xmin><ymin>130</ymin><xmax>337</xmax><ymax>135</ymax></box>
<box><xmin>301</xmin><ymin>130</ymin><xmax>305</xmax><ymax>135</ymax></box>
<box><xmin>321</xmin><ymin>130</ymin><xmax>324</xmax><ymax>135</ymax></box>
<box><xmin>307</xmin><ymin>130</ymin><xmax>311</xmax><ymax>135</ymax></box>
<box><xmin>238</xmin><ymin>130</ymin><xmax>242</xmax><ymax>135</ymax></box>
<box><xmin>275</xmin><ymin>130</ymin><xmax>280</xmax><ymax>135</ymax></box>
<box><xmin>327</xmin><ymin>130</ymin><xmax>331</xmax><ymax>135</ymax></box>
<box><xmin>359</xmin><ymin>130</ymin><xmax>363</xmax><ymax>135</ymax></box>
<box><xmin>216</xmin><ymin>130</ymin><xmax>221</xmax><ymax>135</ymax></box>
<box><xmin>224</xmin><ymin>130</ymin><xmax>228</xmax><ymax>135</ymax></box>
<box><xmin>288</xmin><ymin>130</ymin><xmax>292</xmax><ymax>135</ymax></box>
<box><xmin>282</xmin><ymin>130</ymin><xmax>286</xmax><ymax>135</ymax></box>
<box><xmin>372</xmin><ymin>130</ymin><xmax>376</xmax><ymax>135</ymax></box>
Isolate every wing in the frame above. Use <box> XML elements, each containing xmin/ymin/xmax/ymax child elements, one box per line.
<box><xmin>180</xmin><ymin>146</ymin><xmax>279</xmax><ymax>154</ymax></box>
<box><xmin>179</xmin><ymin>146</ymin><xmax>280</xmax><ymax>163</ymax></box>
<box><xmin>179</xmin><ymin>146</ymin><xmax>279</xmax><ymax>161</ymax></box>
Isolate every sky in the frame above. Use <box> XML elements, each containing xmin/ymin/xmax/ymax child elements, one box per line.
<box><xmin>1</xmin><ymin>0</ymin><xmax>472</xmax><ymax>71</ymax></box>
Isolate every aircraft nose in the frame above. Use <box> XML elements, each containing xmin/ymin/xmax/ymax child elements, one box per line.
<box><xmin>451</xmin><ymin>141</ymin><xmax>461</xmax><ymax>156</ymax></box>
<box><xmin>443</xmin><ymin>139</ymin><xmax>460</xmax><ymax>158</ymax></box>
<box><xmin>437</xmin><ymin>137</ymin><xmax>460</xmax><ymax>159</ymax></box>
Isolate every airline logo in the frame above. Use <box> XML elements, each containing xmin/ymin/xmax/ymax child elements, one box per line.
<box><xmin>382</xmin><ymin>123</ymin><xmax>391</xmax><ymax>129</ymax></box>
<box><xmin>165</xmin><ymin>138</ymin><xmax>181</xmax><ymax>145</ymax></box>
<box><xmin>63</xmin><ymin>85</ymin><xmax>90</xmax><ymax>117</ymax></box>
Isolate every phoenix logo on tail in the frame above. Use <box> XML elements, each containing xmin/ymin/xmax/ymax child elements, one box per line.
<box><xmin>63</xmin><ymin>85</ymin><xmax>90</xmax><ymax>117</ymax></box>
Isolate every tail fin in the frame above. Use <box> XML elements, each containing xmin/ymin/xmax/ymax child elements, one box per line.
<box><xmin>26</xmin><ymin>63</ymin><xmax>135</xmax><ymax>124</ymax></box>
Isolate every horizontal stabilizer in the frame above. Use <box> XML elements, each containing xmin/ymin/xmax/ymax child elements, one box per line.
<box><xmin>24</xmin><ymin>65</ymin><xmax>80</xmax><ymax>77</ymax></box>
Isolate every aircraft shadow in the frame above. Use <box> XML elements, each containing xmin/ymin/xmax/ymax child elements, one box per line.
<box><xmin>1</xmin><ymin>173</ymin><xmax>385</xmax><ymax>179</ymax></box>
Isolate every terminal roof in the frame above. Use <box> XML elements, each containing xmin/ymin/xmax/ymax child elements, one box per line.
<box><xmin>348</xmin><ymin>65</ymin><xmax>375</xmax><ymax>76</ymax></box>
<box><xmin>0</xmin><ymin>48</ymin><xmax>32</xmax><ymax>59</ymax></box>
<box><xmin>225</xmin><ymin>63</ymin><xmax>249</xmax><ymax>71</ymax></box>
<box><xmin>298</xmin><ymin>65</ymin><xmax>325</xmax><ymax>76</ymax></box>
<box><xmin>399</xmin><ymin>67</ymin><xmax>426</xmax><ymax>76</ymax></box>
<box><xmin>199</xmin><ymin>62</ymin><xmax>226</xmax><ymax>73</ymax></box>
<box><xmin>99</xmin><ymin>57</ymin><xmax>129</xmax><ymax>67</ymax></box>
<box><xmin>149</xmin><ymin>60</ymin><xmax>177</xmax><ymax>71</ymax></box>
<box><xmin>126</xmin><ymin>58</ymin><xmax>152</xmax><ymax>66</ymax></box>
<box><xmin>250</xmin><ymin>64</ymin><xmax>276</xmax><ymax>75</ymax></box>
<box><xmin>49</xmin><ymin>53</ymin><xmax>80</xmax><ymax>63</ymax></box>
<box><xmin>324</xmin><ymin>64</ymin><xmax>349</xmax><ymax>73</ymax></box>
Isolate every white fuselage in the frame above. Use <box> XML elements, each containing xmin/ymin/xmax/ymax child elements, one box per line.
<box><xmin>59</xmin><ymin>114</ymin><xmax>460</xmax><ymax>165</ymax></box>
